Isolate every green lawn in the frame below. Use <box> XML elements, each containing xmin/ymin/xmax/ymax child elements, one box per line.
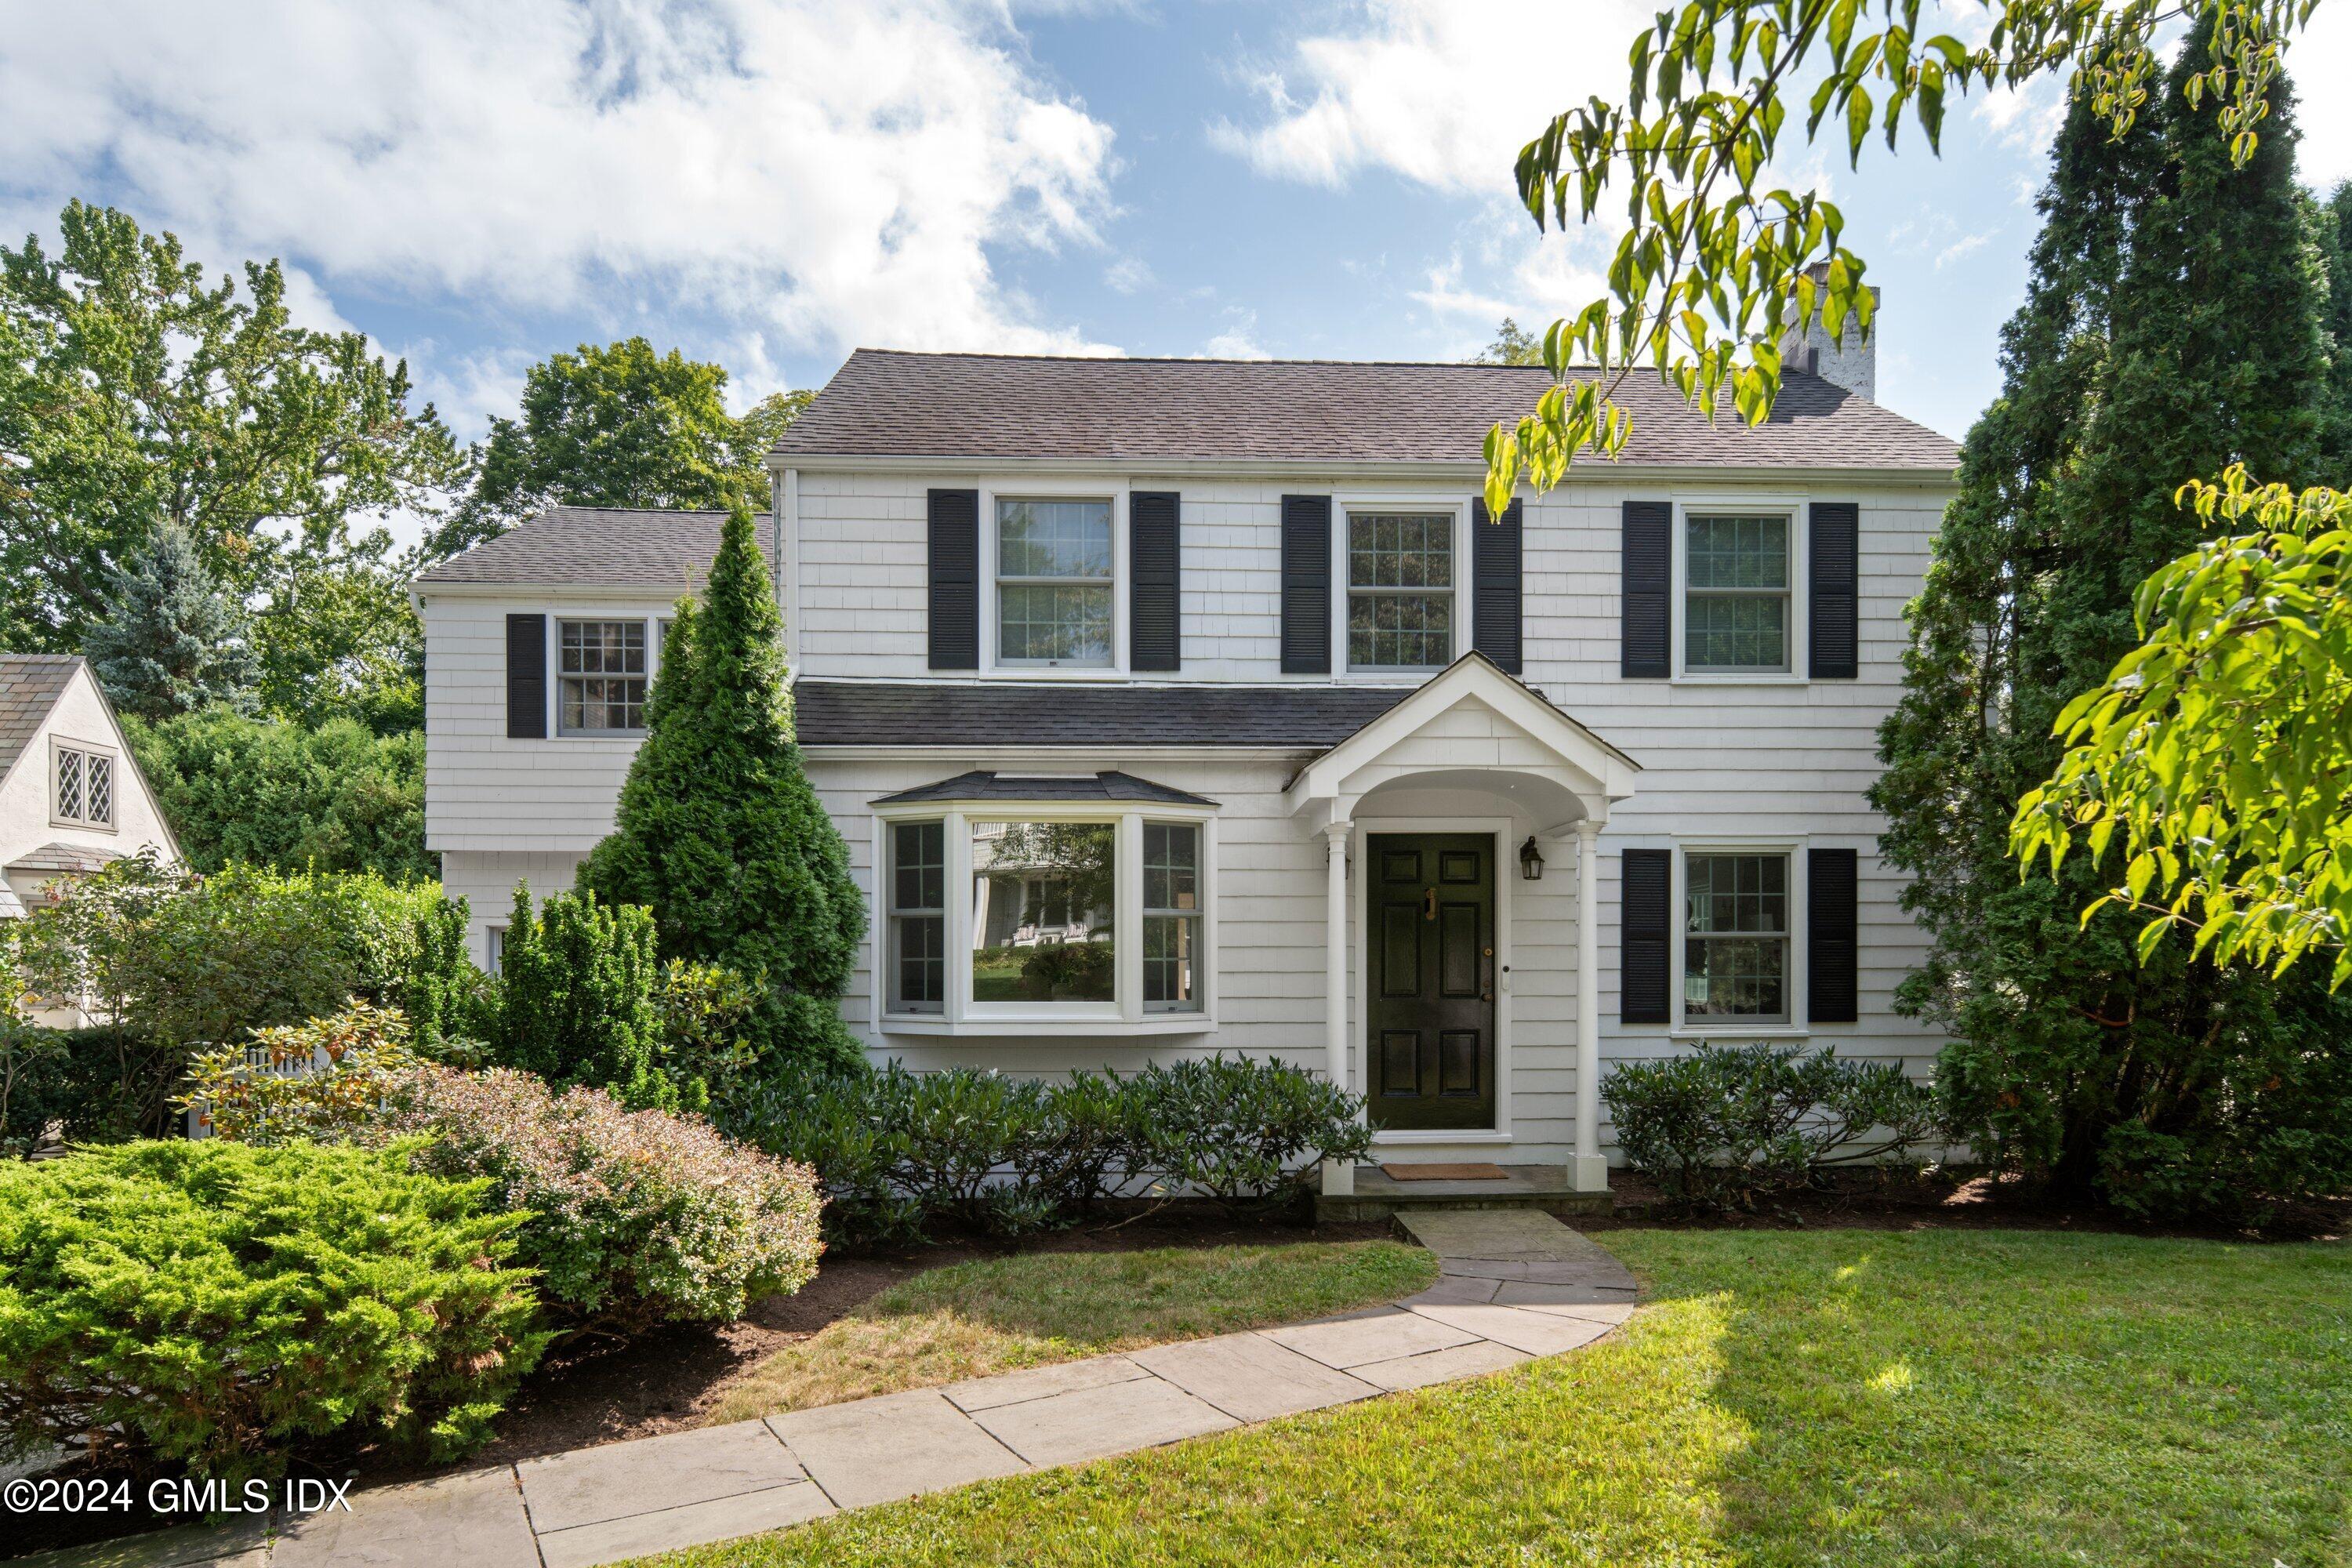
<box><xmin>659</xmin><ymin>1229</ymin><xmax>2352</xmax><ymax>1567</ymax></box>
<box><xmin>706</xmin><ymin>1240</ymin><xmax>1437</xmax><ymax>1424</ymax></box>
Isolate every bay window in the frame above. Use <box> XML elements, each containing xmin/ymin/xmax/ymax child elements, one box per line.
<box><xmin>877</xmin><ymin>801</ymin><xmax>1214</xmax><ymax>1031</ymax></box>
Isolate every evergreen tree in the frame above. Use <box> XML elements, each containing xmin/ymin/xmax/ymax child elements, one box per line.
<box><xmin>1874</xmin><ymin>56</ymin><xmax>2352</xmax><ymax>1214</ymax></box>
<box><xmin>581</xmin><ymin>502</ymin><xmax>866</xmax><ymax>1073</ymax></box>
<box><xmin>485</xmin><ymin>884</ymin><xmax>669</xmax><ymax>1109</ymax></box>
<box><xmin>83</xmin><ymin>524</ymin><xmax>258</xmax><ymax>720</ymax></box>
<box><xmin>2314</xmin><ymin>181</ymin><xmax>2352</xmax><ymax>471</ymax></box>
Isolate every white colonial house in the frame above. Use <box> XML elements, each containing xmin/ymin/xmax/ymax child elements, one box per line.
<box><xmin>414</xmin><ymin>331</ymin><xmax>1959</xmax><ymax>1197</ymax></box>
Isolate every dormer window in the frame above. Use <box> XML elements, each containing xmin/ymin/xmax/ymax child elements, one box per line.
<box><xmin>53</xmin><ymin>742</ymin><xmax>114</xmax><ymax>829</ymax></box>
<box><xmin>996</xmin><ymin>498</ymin><xmax>1112</xmax><ymax>666</ymax></box>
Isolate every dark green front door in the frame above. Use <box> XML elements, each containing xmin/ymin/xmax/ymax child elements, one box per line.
<box><xmin>1367</xmin><ymin>833</ymin><xmax>1497</xmax><ymax>1131</ymax></box>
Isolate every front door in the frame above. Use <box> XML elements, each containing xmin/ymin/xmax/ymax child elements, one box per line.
<box><xmin>1366</xmin><ymin>833</ymin><xmax>1497</xmax><ymax>1131</ymax></box>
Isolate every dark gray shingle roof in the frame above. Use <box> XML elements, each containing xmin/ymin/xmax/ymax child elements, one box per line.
<box><xmin>796</xmin><ymin>681</ymin><xmax>1413</xmax><ymax>750</ymax></box>
<box><xmin>873</xmin><ymin>770</ymin><xmax>1215</xmax><ymax>806</ymax></box>
<box><xmin>775</xmin><ymin>350</ymin><xmax>1961</xmax><ymax>470</ymax></box>
<box><xmin>0</xmin><ymin>655</ymin><xmax>82</xmax><ymax>783</ymax></box>
<box><xmin>5</xmin><ymin>841</ymin><xmax>122</xmax><ymax>876</ymax></box>
<box><xmin>415</xmin><ymin>508</ymin><xmax>774</xmax><ymax>588</ymax></box>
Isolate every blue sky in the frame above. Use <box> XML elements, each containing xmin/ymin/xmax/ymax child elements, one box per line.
<box><xmin>5</xmin><ymin>0</ymin><xmax>2350</xmax><ymax>535</ymax></box>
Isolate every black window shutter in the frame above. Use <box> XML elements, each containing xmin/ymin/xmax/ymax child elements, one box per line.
<box><xmin>927</xmin><ymin>488</ymin><xmax>980</xmax><ymax>670</ymax></box>
<box><xmin>1130</xmin><ymin>491</ymin><xmax>1181</xmax><ymax>672</ymax></box>
<box><xmin>1621</xmin><ymin>500</ymin><xmax>1672</xmax><ymax>678</ymax></box>
<box><xmin>1808</xmin><ymin>501</ymin><xmax>1860</xmax><ymax>679</ymax></box>
<box><xmin>505</xmin><ymin>613</ymin><xmax>546</xmax><ymax>739</ymax></box>
<box><xmin>1808</xmin><ymin>847</ymin><xmax>1860</xmax><ymax>1023</ymax></box>
<box><xmin>1471</xmin><ymin>496</ymin><xmax>1523</xmax><ymax>673</ymax></box>
<box><xmin>1279</xmin><ymin>494</ymin><xmax>1332</xmax><ymax>674</ymax></box>
<box><xmin>1621</xmin><ymin>848</ymin><xmax>1671</xmax><ymax>1024</ymax></box>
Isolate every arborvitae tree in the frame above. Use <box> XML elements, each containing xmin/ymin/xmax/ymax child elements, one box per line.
<box><xmin>486</xmin><ymin>884</ymin><xmax>670</xmax><ymax>1109</ymax></box>
<box><xmin>1875</xmin><ymin>57</ymin><xmax>2352</xmax><ymax>1214</ymax></box>
<box><xmin>82</xmin><ymin>524</ymin><xmax>258</xmax><ymax>720</ymax></box>
<box><xmin>582</xmin><ymin>503</ymin><xmax>866</xmax><ymax>1074</ymax></box>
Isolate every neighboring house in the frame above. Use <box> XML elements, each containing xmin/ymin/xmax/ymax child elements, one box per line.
<box><xmin>414</xmin><ymin>327</ymin><xmax>1959</xmax><ymax>1192</ymax></box>
<box><xmin>0</xmin><ymin>655</ymin><xmax>180</xmax><ymax>1024</ymax></box>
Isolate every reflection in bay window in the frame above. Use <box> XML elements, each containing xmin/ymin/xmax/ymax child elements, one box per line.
<box><xmin>1142</xmin><ymin>822</ymin><xmax>1201</xmax><ymax>1012</ymax></box>
<box><xmin>970</xmin><ymin>820</ymin><xmax>1115</xmax><ymax>1003</ymax></box>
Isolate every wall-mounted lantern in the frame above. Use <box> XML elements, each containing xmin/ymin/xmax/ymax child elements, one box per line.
<box><xmin>1519</xmin><ymin>835</ymin><xmax>1544</xmax><ymax>881</ymax></box>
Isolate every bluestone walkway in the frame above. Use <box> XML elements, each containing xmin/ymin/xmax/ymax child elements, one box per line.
<box><xmin>33</xmin><ymin>1212</ymin><xmax>1635</xmax><ymax>1568</ymax></box>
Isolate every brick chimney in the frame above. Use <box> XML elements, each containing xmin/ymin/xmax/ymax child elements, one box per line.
<box><xmin>1779</xmin><ymin>261</ymin><xmax>1878</xmax><ymax>402</ymax></box>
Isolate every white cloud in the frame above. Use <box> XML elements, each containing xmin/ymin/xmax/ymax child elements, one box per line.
<box><xmin>1201</xmin><ymin>310</ymin><xmax>1269</xmax><ymax>359</ymax></box>
<box><xmin>1102</xmin><ymin>255</ymin><xmax>1154</xmax><ymax>293</ymax></box>
<box><xmin>0</xmin><ymin>0</ymin><xmax>1121</xmax><ymax>358</ymax></box>
<box><xmin>2290</xmin><ymin>1</ymin><xmax>2352</xmax><ymax>187</ymax></box>
<box><xmin>1214</xmin><ymin>0</ymin><xmax>1649</xmax><ymax>195</ymax></box>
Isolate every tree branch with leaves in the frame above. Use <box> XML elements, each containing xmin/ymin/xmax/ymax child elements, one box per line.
<box><xmin>2012</xmin><ymin>467</ymin><xmax>2352</xmax><ymax>985</ymax></box>
<box><xmin>1481</xmin><ymin>0</ymin><xmax>2321</xmax><ymax>521</ymax></box>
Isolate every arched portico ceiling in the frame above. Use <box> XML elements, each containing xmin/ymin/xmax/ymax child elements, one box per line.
<box><xmin>1283</xmin><ymin>652</ymin><xmax>1639</xmax><ymax>831</ymax></box>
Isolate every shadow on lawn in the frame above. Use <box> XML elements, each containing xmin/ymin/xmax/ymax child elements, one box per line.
<box><xmin>1636</xmin><ymin>1228</ymin><xmax>2352</xmax><ymax>1566</ymax></box>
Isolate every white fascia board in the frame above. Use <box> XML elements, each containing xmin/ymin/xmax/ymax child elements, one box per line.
<box><xmin>770</xmin><ymin>453</ymin><xmax>1960</xmax><ymax>491</ymax></box>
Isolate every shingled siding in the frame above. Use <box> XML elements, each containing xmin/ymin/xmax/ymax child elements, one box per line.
<box><xmin>420</xmin><ymin>467</ymin><xmax>1951</xmax><ymax>1163</ymax></box>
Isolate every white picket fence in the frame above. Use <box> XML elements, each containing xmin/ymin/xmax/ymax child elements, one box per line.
<box><xmin>183</xmin><ymin>1042</ymin><xmax>337</xmax><ymax>1139</ymax></box>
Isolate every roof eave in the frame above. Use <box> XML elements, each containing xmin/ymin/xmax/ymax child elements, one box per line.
<box><xmin>767</xmin><ymin>452</ymin><xmax>1958</xmax><ymax>486</ymax></box>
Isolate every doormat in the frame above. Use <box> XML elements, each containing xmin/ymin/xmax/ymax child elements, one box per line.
<box><xmin>1380</xmin><ymin>1162</ymin><xmax>1510</xmax><ymax>1181</ymax></box>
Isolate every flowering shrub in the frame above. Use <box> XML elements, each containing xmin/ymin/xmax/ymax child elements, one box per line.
<box><xmin>0</xmin><ymin>1139</ymin><xmax>544</xmax><ymax>1479</ymax></box>
<box><xmin>383</xmin><ymin>1065</ymin><xmax>823</xmax><ymax>1334</ymax></box>
<box><xmin>179</xmin><ymin>1002</ymin><xmax>419</xmax><ymax>1145</ymax></box>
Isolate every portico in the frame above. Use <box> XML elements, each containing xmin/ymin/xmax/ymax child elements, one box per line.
<box><xmin>1283</xmin><ymin>654</ymin><xmax>1639</xmax><ymax>1198</ymax></box>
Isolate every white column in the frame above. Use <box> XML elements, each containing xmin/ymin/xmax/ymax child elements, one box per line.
<box><xmin>1321</xmin><ymin>818</ymin><xmax>1355</xmax><ymax>1197</ymax></box>
<box><xmin>1573</xmin><ymin>818</ymin><xmax>1609</xmax><ymax>1192</ymax></box>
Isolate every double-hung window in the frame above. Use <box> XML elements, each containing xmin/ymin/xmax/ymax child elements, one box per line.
<box><xmin>559</xmin><ymin>619</ymin><xmax>648</xmax><ymax>733</ymax></box>
<box><xmin>888</xmin><ymin>821</ymin><xmax>947</xmax><ymax>1014</ymax></box>
<box><xmin>53</xmin><ymin>743</ymin><xmax>114</xmax><ymax>829</ymax></box>
<box><xmin>1347</xmin><ymin>511</ymin><xmax>1454</xmax><ymax>670</ymax></box>
<box><xmin>1684</xmin><ymin>514</ymin><xmax>1791</xmax><ymax>671</ymax></box>
<box><xmin>1142</xmin><ymin>822</ymin><xmax>1202</xmax><ymax>1012</ymax></box>
<box><xmin>1683</xmin><ymin>851</ymin><xmax>1791</xmax><ymax>1022</ymax></box>
<box><xmin>996</xmin><ymin>499</ymin><xmax>1113</xmax><ymax>666</ymax></box>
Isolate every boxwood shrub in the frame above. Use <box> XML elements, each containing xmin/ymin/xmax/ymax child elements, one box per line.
<box><xmin>0</xmin><ymin>1140</ymin><xmax>545</xmax><ymax>1480</ymax></box>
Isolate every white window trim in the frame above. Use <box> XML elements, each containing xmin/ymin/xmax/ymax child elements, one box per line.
<box><xmin>484</xmin><ymin>924</ymin><xmax>508</xmax><ymax>977</ymax></box>
<box><xmin>49</xmin><ymin>736</ymin><xmax>118</xmax><ymax>833</ymax></box>
<box><xmin>977</xmin><ymin>481</ymin><xmax>1132</xmax><ymax>680</ymax></box>
<box><xmin>871</xmin><ymin>796</ymin><xmax>1217</xmax><ymax>1036</ymax></box>
<box><xmin>1668</xmin><ymin>833</ymin><xmax>1810</xmax><ymax>1038</ymax></box>
<box><xmin>549</xmin><ymin>612</ymin><xmax>670</xmax><ymax>739</ymax></box>
<box><xmin>1352</xmin><ymin>815</ymin><xmax>1515</xmax><ymax>1144</ymax></box>
<box><xmin>1668</xmin><ymin>492</ymin><xmax>1813</xmax><ymax>686</ymax></box>
<box><xmin>1330</xmin><ymin>494</ymin><xmax>1472</xmax><ymax>681</ymax></box>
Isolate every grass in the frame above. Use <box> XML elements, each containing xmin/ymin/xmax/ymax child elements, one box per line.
<box><xmin>705</xmin><ymin>1240</ymin><xmax>1437</xmax><ymax>1425</ymax></box>
<box><xmin>657</xmin><ymin>1229</ymin><xmax>2352</xmax><ymax>1567</ymax></box>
